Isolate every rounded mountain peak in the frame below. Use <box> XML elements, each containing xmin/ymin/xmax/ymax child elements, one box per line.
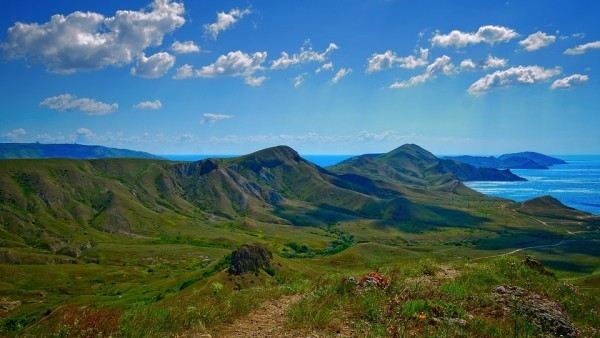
<box><xmin>249</xmin><ymin>145</ymin><xmax>300</xmax><ymax>162</ymax></box>
<box><xmin>385</xmin><ymin>144</ymin><xmax>437</xmax><ymax>161</ymax></box>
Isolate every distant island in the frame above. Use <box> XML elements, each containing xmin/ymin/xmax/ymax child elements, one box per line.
<box><xmin>0</xmin><ymin>143</ymin><xmax>160</xmax><ymax>160</ymax></box>
<box><xmin>444</xmin><ymin>151</ymin><xmax>566</xmax><ymax>169</ymax></box>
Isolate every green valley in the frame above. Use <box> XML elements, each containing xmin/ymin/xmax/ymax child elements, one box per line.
<box><xmin>0</xmin><ymin>144</ymin><xmax>598</xmax><ymax>337</ymax></box>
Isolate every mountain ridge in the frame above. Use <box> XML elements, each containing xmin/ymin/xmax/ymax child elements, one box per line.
<box><xmin>1</xmin><ymin>144</ymin><xmax>598</xmax><ymax>337</ymax></box>
<box><xmin>329</xmin><ymin>144</ymin><xmax>525</xmax><ymax>186</ymax></box>
<box><xmin>0</xmin><ymin>143</ymin><xmax>160</xmax><ymax>160</ymax></box>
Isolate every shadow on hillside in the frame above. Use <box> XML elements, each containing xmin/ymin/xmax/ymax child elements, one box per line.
<box><xmin>541</xmin><ymin>259</ymin><xmax>596</xmax><ymax>274</ymax></box>
<box><xmin>274</xmin><ymin>198</ymin><xmax>490</xmax><ymax>232</ymax></box>
<box><xmin>273</xmin><ymin>204</ymin><xmax>359</xmax><ymax>226</ymax></box>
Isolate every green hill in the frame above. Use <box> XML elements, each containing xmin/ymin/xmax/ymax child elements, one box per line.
<box><xmin>0</xmin><ymin>144</ymin><xmax>598</xmax><ymax>337</ymax></box>
<box><xmin>329</xmin><ymin>144</ymin><xmax>524</xmax><ymax>187</ymax></box>
<box><xmin>0</xmin><ymin>143</ymin><xmax>160</xmax><ymax>159</ymax></box>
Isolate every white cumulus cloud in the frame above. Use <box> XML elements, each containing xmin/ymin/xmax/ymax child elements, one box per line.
<box><xmin>171</xmin><ymin>40</ymin><xmax>200</xmax><ymax>54</ymax></box>
<box><xmin>459</xmin><ymin>58</ymin><xmax>477</xmax><ymax>71</ymax></box>
<box><xmin>201</xmin><ymin>113</ymin><xmax>233</xmax><ymax>124</ymax></box>
<box><xmin>204</xmin><ymin>8</ymin><xmax>250</xmax><ymax>40</ymax></box>
<box><xmin>244</xmin><ymin>76</ymin><xmax>267</xmax><ymax>87</ymax></box>
<box><xmin>130</xmin><ymin>52</ymin><xmax>175</xmax><ymax>78</ymax></box>
<box><xmin>133</xmin><ymin>100</ymin><xmax>162</xmax><ymax>109</ymax></box>
<box><xmin>271</xmin><ymin>42</ymin><xmax>338</xmax><ymax>70</ymax></box>
<box><xmin>331</xmin><ymin>68</ymin><xmax>351</xmax><ymax>84</ymax></box>
<box><xmin>40</xmin><ymin>93</ymin><xmax>118</xmax><ymax>115</ymax></box>
<box><xmin>431</xmin><ymin>25</ymin><xmax>518</xmax><ymax>48</ymax></box>
<box><xmin>366</xmin><ymin>48</ymin><xmax>429</xmax><ymax>73</ymax></box>
<box><xmin>468</xmin><ymin>65</ymin><xmax>561</xmax><ymax>95</ymax></box>
<box><xmin>550</xmin><ymin>74</ymin><xmax>589</xmax><ymax>89</ymax></box>
<box><xmin>519</xmin><ymin>31</ymin><xmax>556</xmax><ymax>51</ymax></box>
<box><xmin>172</xmin><ymin>51</ymin><xmax>267</xmax><ymax>86</ymax></box>
<box><xmin>564</xmin><ymin>41</ymin><xmax>600</xmax><ymax>55</ymax></box>
<box><xmin>483</xmin><ymin>55</ymin><xmax>508</xmax><ymax>69</ymax></box>
<box><xmin>390</xmin><ymin>55</ymin><xmax>455</xmax><ymax>89</ymax></box>
<box><xmin>0</xmin><ymin>0</ymin><xmax>185</xmax><ymax>74</ymax></box>
<box><xmin>173</xmin><ymin>64</ymin><xmax>194</xmax><ymax>79</ymax></box>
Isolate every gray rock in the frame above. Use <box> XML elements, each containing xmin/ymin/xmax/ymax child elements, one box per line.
<box><xmin>494</xmin><ymin>285</ymin><xmax>577</xmax><ymax>337</ymax></box>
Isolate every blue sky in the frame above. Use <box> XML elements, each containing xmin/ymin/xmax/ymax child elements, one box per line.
<box><xmin>1</xmin><ymin>0</ymin><xmax>599</xmax><ymax>155</ymax></box>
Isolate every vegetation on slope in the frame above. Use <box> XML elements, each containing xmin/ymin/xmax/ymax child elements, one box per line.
<box><xmin>0</xmin><ymin>144</ymin><xmax>598</xmax><ymax>336</ymax></box>
<box><xmin>329</xmin><ymin>144</ymin><xmax>525</xmax><ymax>185</ymax></box>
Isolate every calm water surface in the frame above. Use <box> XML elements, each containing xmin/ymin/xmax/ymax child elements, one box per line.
<box><xmin>466</xmin><ymin>156</ymin><xmax>600</xmax><ymax>215</ymax></box>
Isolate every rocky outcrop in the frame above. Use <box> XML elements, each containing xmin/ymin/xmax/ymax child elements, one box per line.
<box><xmin>229</xmin><ymin>244</ymin><xmax>273</xmax><ymax>275</ymax></box>
<box><xmin>523</xmin><ymin>255</ymin><xmax>554</xmax><ymax>276</ymax></box>
<box><xmin>494</xmin><ymin>285</ymin><xmax>577</xmax><ymax>337</ymax></box>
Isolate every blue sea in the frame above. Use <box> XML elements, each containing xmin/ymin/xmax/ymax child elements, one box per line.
<box><xmin>465</xmin><ymin>156</ymin><xmax>600</xmax><ymax>215</ymax></box>
<box><xmin>162</xmin><ymin>154</ymin><xmax>600</xmax><ymax>215</ymax></box>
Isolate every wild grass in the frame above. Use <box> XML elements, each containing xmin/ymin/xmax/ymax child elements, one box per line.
<box><xmin>283</xmin><ymin>255</ymin><xmax>600</xmax><ymax>337</ymax></box>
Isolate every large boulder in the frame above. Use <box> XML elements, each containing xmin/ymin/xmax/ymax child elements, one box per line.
<box><xmin>494</xmin><ymin>285</ymin><xmax>577</xmax><ymax>337</ymax></box>
<box><xmin>229</xmin><ymin>244</ymin><xmax>273</xmax><ymax>275</ymax></box>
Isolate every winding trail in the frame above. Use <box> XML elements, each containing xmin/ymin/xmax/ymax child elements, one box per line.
<box><xmin>472</xmin><ymin>241</ymin><xmax>567</xmax><ymax>261</ymax></box>
<box><xmin>215</xmin><ymin>294</ymin><xmax>302</xmax><ymax>338</ymax></box>
<box><xmin>472</xmin><ymin>239</ymin><xmax>599</xmax><ymax>261</ymax></box>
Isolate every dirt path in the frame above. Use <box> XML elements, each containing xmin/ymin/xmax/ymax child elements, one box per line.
<box><xmin>471</xmin><ymin>240</ymin><xmax>567</xmax><ymax>261</ymax></box>
<box><xmin>215</xmin><ymin>294</ymin><xmax>303</xmax><ymax>338</ymax></box>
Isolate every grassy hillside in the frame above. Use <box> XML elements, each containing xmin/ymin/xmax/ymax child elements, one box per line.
<box><xmin>0</xmin><ymin>144</ymin><xmax>598</xmax><ymax>336</ymax></box>
<box><xmin>330</xmin><ymin>144</ymin><xmax>524</xmax><ymax>186</ymax></box>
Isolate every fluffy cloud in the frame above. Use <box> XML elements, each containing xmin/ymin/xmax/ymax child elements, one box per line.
<box><xmin>519</xmin><ymin>31</ymin><xmax>556</xmax><ymax>51</ymax></box>
<box><xmin>459</xmin><ymin>58</ymin><xmax>477</xmax><ymax>71</ymax></box>
<box><xmin>40</xmin><ymin>93</ymin><xmax>118</xmax><ymax>115</ymax></box>
<box><xmin>468</xmin><ymin>66</ymin><xmax>561</xmax><ymax>95</ymax></box>
<box><xmin>130</xmin><ymin>52</ymin><xmax>175</xmax><ymax>78</ymax></box>
<box><xmin>0</xmin><ymin>0</ymin><xmax>185</xmax><ymax>74</ymax></box>
<box><xmin>564</xmin><ymin>41</ymin><xmax>600</xmax><ymax>55</ymax></box>
<box><xmin>331</xmin><ymin>68</ymin><xmax>352</xmax><ymax>84</ymax></box>
<box><xmin>390</xmin><ymin>55</ymin><xmax>455</xmax><ymax>89</ymax></box>
<box><xmin>201</xmin><ymin>113</ymin><xmax>233</xmax><ymax>124</ymax></box>
<box><xmin>315</xmin><ymin>62</ymin><xmax>333</xmax><ymax>73</ymax></box>
<box><xmin>431</xmin><ymin>25</ymin><xmax>518</xmax><ymax>48</ymax></box>
<box><xmin>204</xmin><ymin>8</ymin><xmax>250</xmax><ymax>39</ymax></box>
<box><xmin>5</xmin><ymin>128</ymin><xmax>26</xmax><ymax>141</ymax></box>
<box><xmin>173</xmin><ymin>51</ymin><xmax>267</xmax><ymax>86</ymax></box>
<box><xmin>133</xmin><ymin>100</ymin><xmax>162</xmax><ymax>109</ymax></box>
<box><xmin>293</xmin><ymin>73</ymin><xmax>308</xmax><ymax>88</ymax></box>
<box><xmin>171</xmin><ymin>40</ymin><xmax>200</xmax><ymax>54</ymax></box>
<box><xmin>366</xmin><ymin>48</ymin><xmax>428</xmax><ymax>73</ymax></box>
<box><xmin>76</xmin><ymin>127</ymin><xmax>94</xmax><ymax>138</ymax></box>
<box><xmin>199</xmin><ymin>51</ymin><xmax>267</xmax><ymax>85</ymax></box>
<box><xmin>483</xmin><ymin>55</ymin><xmax>508</xmax><ymax>69</ymax></box>
<box><xmin>244</xmin><ymin>76</ymin><xmax>267</xmax><ymax>87</ymax></box>
<box><xmin>550</xmin><ymin>74</ymin><xmax>589</xmax><ymax>89</ymax></box>
<box><xmin>271</xmin><ymin>42</ymin><xmax>338</xmax><ymax>70</ymax></box>
<box><xmin>173</xmin><ymin>64</ymin><xmax>194</xmax><ymax>79</ymax></box>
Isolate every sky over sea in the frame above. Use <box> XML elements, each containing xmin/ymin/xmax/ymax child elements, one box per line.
<box><xmin>1</xmin><ymin>0</ymin><xmax>599</xmax><ymax>155</ymax></box>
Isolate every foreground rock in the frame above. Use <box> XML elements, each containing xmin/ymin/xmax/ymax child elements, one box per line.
<box><xmin>494</xmin><ymin>285</ymin><xmax>577</xmax><ymax>337</ymax></box>
<box><xmin>229</xmin><ymin>244</ymin><xmax>273</xmax><ymax>275</ymax></box>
